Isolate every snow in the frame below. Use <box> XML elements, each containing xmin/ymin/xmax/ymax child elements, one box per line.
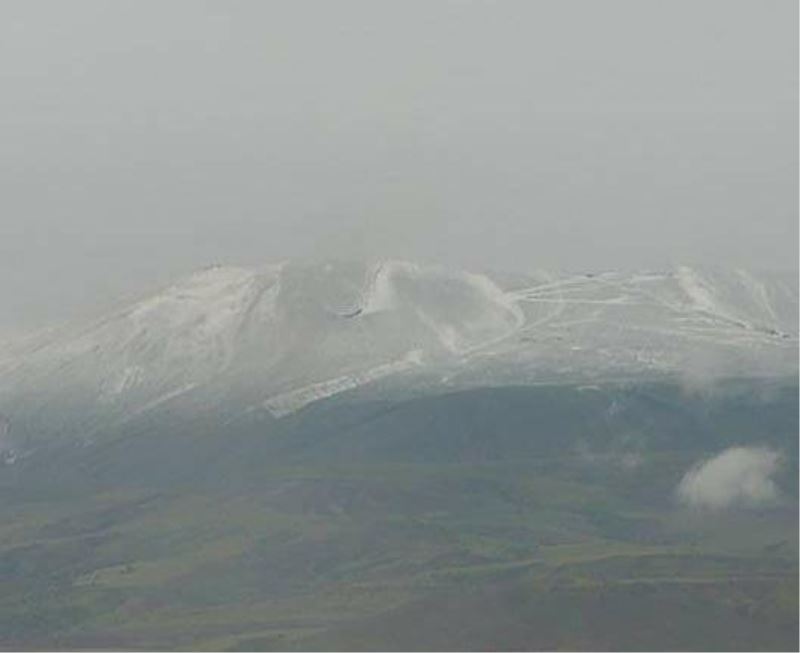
<box><xmin>263</xmin><ymin>349</ymin><xmax>424</xmax><ymax>417</ymax></box>
<box><xmin>100</xmin><ymin>365</ymin><xmax>144</xmax><ymax>399</ymax></box>
<box><xmin>676</xmin><ymin>266</ymin><xmax>719</xmax><ymax>313</ymax></box>
<box><xmin>361</xmin><ymin>261</ymin><xmax>401</xmax><ymax>315</ymax></box>
<box><xmin>675</xmin><ymin>265</ymin><xmax>752</xmax><ymax>329</ymax></box>
<box><xmin>0</xmin><ymin>261</ymin><xmax>796</xmax><ymax>441</ymax></box>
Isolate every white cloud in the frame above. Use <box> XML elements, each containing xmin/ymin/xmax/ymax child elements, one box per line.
<box><xmin>676</xmin><ymin>446</ymin><xmax>781</xmax><ymax>510</ymax></box>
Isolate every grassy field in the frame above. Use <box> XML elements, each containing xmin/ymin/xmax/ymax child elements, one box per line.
<box><xmin>0</xmin><ymin>380</ymin><xmax>796</xmax><ymax>650</ymax></box>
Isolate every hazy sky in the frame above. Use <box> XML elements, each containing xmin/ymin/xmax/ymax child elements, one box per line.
<box><xmin>1</xmin><ymin>0</ymin><xmax>797</xmax><ymax>333</ymax></box>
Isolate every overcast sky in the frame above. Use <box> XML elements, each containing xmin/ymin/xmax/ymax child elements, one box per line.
<box><xmin>1</xmin><ymin>0</ymin><xmax>797</xmax><ymax>334</ymax></box>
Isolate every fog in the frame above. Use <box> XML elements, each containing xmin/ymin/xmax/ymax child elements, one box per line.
<box><xmin>677</xmin><ymin>446</ymin><xmax>782</xmax><ymax>510</ymax></box>
<box><xmin>0</xmin><ymin>0</ymin><xmax>796</xmax><ymax>335</ymax></box>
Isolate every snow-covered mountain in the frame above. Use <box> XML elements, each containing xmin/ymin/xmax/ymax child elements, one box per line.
<box><xmin>0</xmin><ymin>260</ymin><xmax>796</xmax><ymax>449</ymax></box>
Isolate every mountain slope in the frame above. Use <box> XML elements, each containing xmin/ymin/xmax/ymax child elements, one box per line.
<box><xmin>0</xmin><ymin>379</ymin><xmax>796</xmax><ymax>651</ymax></box>
<box><xmin>0</xmin><ymin>260</ymin><xmax>796</xmax><ymax>450</ymax></box>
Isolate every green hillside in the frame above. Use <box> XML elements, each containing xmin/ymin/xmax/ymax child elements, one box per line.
<box><xmin>0</xmin><ymin>380</ymin><xmax>796</xmax><ymax>650</ymax></box>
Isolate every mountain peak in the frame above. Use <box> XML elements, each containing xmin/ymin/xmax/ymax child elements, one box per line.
<box><xmin>0</xmin><ymin>261</ymin><xmax>795</xmax><ymax>445</ymax></box>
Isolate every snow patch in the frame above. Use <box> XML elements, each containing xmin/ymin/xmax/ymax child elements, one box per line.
<box><xmin>101</xmin><ymin>365</ymin><xmax>144</xmax><ymax>398</ymax></box>
<box><xmin>361</xmin><ymin>261</ymin><xmax>401</xmax><ymax>315</ymax></box>
<box><xmin>263</xmin><ymin>349</ymin><xmax>424</xmax><ymax>418</ymax></box>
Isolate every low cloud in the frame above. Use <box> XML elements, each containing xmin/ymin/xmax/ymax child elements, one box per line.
<box><xmin>676</xmin><ymin>446</ymin><xmax>781</xmax><ymax>510</ymax></box>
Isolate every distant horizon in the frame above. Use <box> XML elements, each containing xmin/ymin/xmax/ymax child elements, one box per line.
<box><xmin>1</xmin><ymin>1</ymin><xmax>796</xmax><ymax>335</ymax></box>
<box><xmin>2</xmin><ymin>255</ymin><xmax>797</xmax><ymax>341</ymax></box>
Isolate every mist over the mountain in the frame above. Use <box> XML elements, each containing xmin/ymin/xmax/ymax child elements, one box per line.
<box><xmin>0</xmin><ymin>0</ymin><xmax>797</xmax><ymax>336</ymax></box>
<box><xmin>1</xmin><ymin>0</ymin><xmax>797</xmax><ymax>650</ymax></box>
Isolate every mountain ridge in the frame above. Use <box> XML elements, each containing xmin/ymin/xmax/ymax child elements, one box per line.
<box><xmin>0</xmin><ymin>260</ymin><xmax>796</xmax><ymax>451</ymax></box>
